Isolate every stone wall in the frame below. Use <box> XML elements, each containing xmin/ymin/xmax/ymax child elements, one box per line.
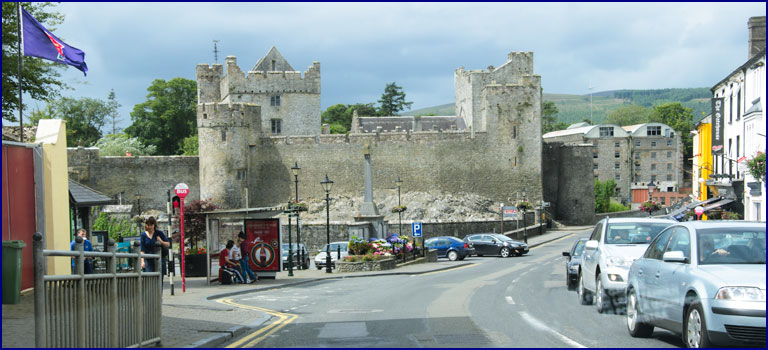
<box><xmin>542</xmin><ymin>142</ymin><xmax>595</xmax><ymax>225</ymax></box>
<box><xmin>67</xmin><ymin>148</ymin><xmax>200</xmax><ymax>212</ymax></box>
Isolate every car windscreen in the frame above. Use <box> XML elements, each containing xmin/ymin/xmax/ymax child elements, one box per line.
<box><xmin>698</xmin><ymin>228</ymin><xmax>766</xmax><ymax>265</ymax></box>
<box><xmin>605</xmin><ymin>222</ymin><xmax>673</xmax><ymax>244</ymax></box>
<box><xmin>572</xmin><ymin>240</ymin><xmax>587</xmax><ymax>257</ymax></box>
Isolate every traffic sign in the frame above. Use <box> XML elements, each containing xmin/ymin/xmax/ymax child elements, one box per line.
<box><xmin>412</xmin><ymin>222</ymin><xmax>422</xmax><ymax>237</ymax></box>
<box><xmin>174</xmin><ymin>183</ymin><xmax>189</xmax><ymax>199</ymax></box>
<box><xmin>502</xmin><ymin>206</ymin><xmax>518</xmax><ymax>219</ymax></box>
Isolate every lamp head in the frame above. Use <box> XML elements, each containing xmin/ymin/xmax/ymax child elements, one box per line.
<box><xmin>291</xmin><ymin>161</ymin><xmax>301</xmax><ymax>176</ymax></box>
<box><xmin>320</xmin><ymin>174</ymin><xmax>334</xmax><ymax>192</ymax></box>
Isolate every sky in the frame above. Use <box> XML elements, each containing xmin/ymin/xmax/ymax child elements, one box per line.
<box><xmin>18</xmin><ymin>2</ymin><xmax>767</xmax><ymax>132</ymax></box>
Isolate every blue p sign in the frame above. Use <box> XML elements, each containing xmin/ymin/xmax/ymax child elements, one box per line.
<box><xmin>412</xmin><ymin>222</ymin><xmax>422</xmax><ymax>237</ymax></box>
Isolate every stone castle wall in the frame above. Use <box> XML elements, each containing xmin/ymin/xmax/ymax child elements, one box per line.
<box><xmin>67</xmin><ymin>148</ymin><xmax>200</xmax><ymax>212</ymax></box>
<box><xmin>542</xmin><ymin>142</ymin><xmax>595</xmax><ymax>225</ymax></box>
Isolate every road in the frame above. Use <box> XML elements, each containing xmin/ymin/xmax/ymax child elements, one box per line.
<box><xmin>219</xmin><ymin>230</ymin><xmax>685</xmax><ymax>348</ymax></box>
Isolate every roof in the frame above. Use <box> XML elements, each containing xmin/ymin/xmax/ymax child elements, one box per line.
<box><xmin>542</xmin><ymin>125</ymin><xmax>594</xmax><ymax>138</ymax></box>
<box><xmin>711</xmin><ymin>48</ymin><xmax>766</xmax><ymax>92</ymax></box>
<box><xmin>69</xmin><ymin>180</ymin><xmax>117</xmax><ymax>207</ymax></box>
<box><xmin>621</xmin><ymin>124</ymin><xmax>644</xmax><ymax>133</ymax></box>
<box><xmin>744</xmin><ymin>97</ymin><xmax>762</xmax><ymax>116</ymax></box>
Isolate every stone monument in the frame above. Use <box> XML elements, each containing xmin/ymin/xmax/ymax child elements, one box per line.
<box><xmin>354</xmin><ymin>140</ymin><xmax>388</xmax><ymax>239</ymax></box>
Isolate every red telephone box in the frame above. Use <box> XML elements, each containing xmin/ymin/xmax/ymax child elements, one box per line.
<box><xmin>244</xmin><ymin>218</ymin><xmax>281</xmax><ymax>278</ymax></box>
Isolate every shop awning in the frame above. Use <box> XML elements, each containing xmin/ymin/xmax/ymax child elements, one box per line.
<box><xmin>703</xmin><ymin>198</ymin><xmax>735</xmax><ymax>211</ymax></box>
<box><xmin>69</xmin><ymin>180</ymin><xmax>117</xmax><ymax>207</ymax></box>
<box><xmin>666</xmin><ymin>197</ymin><xmax>721</xmax><ymax>218</ymax></box>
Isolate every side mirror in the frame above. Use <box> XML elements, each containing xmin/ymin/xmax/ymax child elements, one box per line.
<box><xmin>662</xmin><ymin>251</ymin><xmax>687</xmax><ymax>263</ymax></box>
<box><xmin>585</xmin><ymin>240</ymin><xmax>599</xmax><ymax>250</ymax></box>
<box><xmin>562</xmin><ymin>251</ymin><xmax>571</xmax><ymax>257</ymax></box>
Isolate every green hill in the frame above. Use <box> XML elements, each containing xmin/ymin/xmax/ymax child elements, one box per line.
<box><xmin>407</xmin><ymin>88</ymin><xmax>712</xmax><ymax>125</ymax></box>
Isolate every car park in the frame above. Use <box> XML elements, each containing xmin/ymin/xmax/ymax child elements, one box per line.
<box><xmin>464</xmin><ymin>233</ymin><xmax>528</xmax><ymax>257</ymax></box>
<box><xmin>578</xmin><ymin>217</ymin><xmax>676</xmax><ymax>313</ymax></box>
<box><xmin>281</xmin><ymin>243</ymin><xmax>310</xmax><ymax>270</ymax></box>
<box><xmin>626</xmin><ymin>221</ymin><xmax>765</xmax><ymax>348</ymax></box>
<box><xmin>314</xmin><ymin>241</ymin><xmax>349</xmax><ymax>270</ymax></box>
<box><xmin>424</xmin><ymin>236</ymin><xmax>474</xmax><ymax>261</ymax></box>
<box><xmin>562</xmin><ymin>237</ymin><xmax>589</xmax><ymax>290</ymax></box>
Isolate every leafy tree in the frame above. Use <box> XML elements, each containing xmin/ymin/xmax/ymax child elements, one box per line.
<box><xmin>377</xmin><ymin>82</ymin><xmax>412</xmax><ymax>116</ymax></box>
<box><xmin>181</xmin><ymin>134</ymin><xmax>198</xmax><ymax>155</ymax></box>
<box><xmin>2</xmin><ymin>2</ymin><xmax>69</xmax><ymax>123</ymax></box>
<box><xmin>182</xmin><ymin>199</ymin><xmax>219</xmax><ymax>249</ymax></box>
<box><xmin>349</xmin><ymin>103</ymin><xmax>378</xmax><ymax>117</ymax></box>
<box><xmin>93</xmin><ymin>133</ymin><xmax>156</xmax><ymax>156</ymax></box>
<box><xmin>125</xmin><ymin>78</ymin><xmax>197</xmax><ymax>155</ymax></box>
<box><xmin>649</xmin><ymin>102</ymin><xmax>694</xmax><ymax>160</ymax></box>
<box><xmin>28</xmin><ymin>96</ymin><xmax>114</xmax><ymax>146</ymax></box>
<box><xmin>92</xmin><ymin>212</ymin><xmax>138</xmax><ymax>241</ymax></box>
<box><xmin>106</xmin><ymin>89</ymin><xmax>122</xmax><ymax>134</ymax></box>
<box><xmin>542</xmin><ymin>100</ymin><xmax>568</xmax><ymax>133</ymax></box>
<box><xmin>606</xmin><ymin>105</ymin><xmax>651</xmax><ymax>126</ymax></box>
<box><xmin>321</xmin><ymin>104</ymin><xmax>349</xmax><ymax>128</ymax></box>
<box><xmin>329</xmin><ymin>123</ymin><xmax>347</xmax><ymax>134</ymax></box>
<box><xmin>594</xmin><ymin>179</ymin><xmax>617</xmax><ymax>213</ymax></box>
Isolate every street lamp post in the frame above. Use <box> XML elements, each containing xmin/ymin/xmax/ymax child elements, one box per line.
<box><xmin>522</xmin><ymin>188</ymin><xmax>527</xmax><ymax>244</ymax></box>
<box><xmin>321</xmin><ymin>174</ymin><xmax>334</xmax><ymax>274</ymax></box>
<box><xmin>291</xmin><ymin>162</ymin><xmax>302</xmax><ymax>269</ymax></box>
<box><xmin>287</xmin><ymin>203</ymin><xmax>294</xmax><ymax>276</ymax></box>
<box><xmin>647</xmin><ymin>180</ymin><xmax>656</xmax><ymax>217</ymax></box>
<box><xmin>395</xmin><ymin>176</ymin><xmax>403</xmax><ymax>236</ymax></box>
<box><xmin>135</xmin><ymin>192</ymin><xmax>141</xmax><ymax>215</ymax></box>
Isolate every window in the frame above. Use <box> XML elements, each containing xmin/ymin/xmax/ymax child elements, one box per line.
<box><xmin>651</xmin><ymin>152</ymin><xmax>656</xmax><ymax>159</ymax></box>
<box><xmin>651</xmin><ymin>141</ymin><xmax>657</xmax><ymax>147</ymax></box>
<box><xmin>599</xmin><ymin>127</ymin><xmax>614</xmax><ymax>137</ymax></box>
<box><xmin>666</xmin><ymin>227</ymin><xmax>691</xmax><ymax>262</ymax></box>
<box><xmin>634</xmin><ymin>153</ymin><xmax>640</xmax><ymax>160</ymax></box>
<box><xmin>615</xmin><ymin>152</ymin><xmax>620</xmax><ymax>158</ymax></box>
<box><xmin>221</xmin><ymin>130</ymin><xmax>227</xmax><ymax>142</ymax></box>
<box><xmin>651</xmin><ymin>164</ymin><xmax>656</xmax><ymax>171</ymax></box>
<box><xmin>270</xmin><ymin>95</ymin><xmax>281</xmax><ymax>106</ymax></box>
<box><xmin>271</xmin><ymin>119</ymin><xmax>282</xmax><ymax>134</ymax></box>
<box><xmin>651</xmin><ymin>175</ymin><xmax>657</xmax><ymax>181</ymax></box>
<box><xmin>635</xmin><ymin>140</ymin><xmax>641</xmax><ymax>147</ymax></box>
<box><xmin>666</xmin><ymin>174</ymin><xmax>672</xmax><ymax>181</ymax></box>
<box><xmin>236</xmin><ymin>169</ymin><xmax>247</xmax><ymax>180</ymax></box>
<box><xmin>615</xmin><ymin>173</ymin><xmax>621</xmax><ymax>180</ymax></box>
<box><xmin>645</xmin><ymin>228</ymin><xmax>675</xmax><ymax>260</ymax></box>
<box><xmin>615</xmin><ymin>142</ymin><xmax>620</xmax><ymax>148</ymax></box>
<box><xmin>667</xmin><ymin>163</ymin><xmax>672</xmax><ymax>170</ymax></box>
<box><xmin>667</xmin><ymin>140</ymin><xmax>673</xmax><ymax>146</ymax></box>
<box><xmin>513</xmin><ymin>126</ymin><xmax>517</xmax><ymax>139</ymax></box>
<box><xmin>593</xmin><ymin>164</ymin><xmax>598</xmax><ymax>170</ymax></box>
<box><xmin>647</xmin><ymin>126</ymin><xmax>661</xmax><ymax>136</ymax></box>
<box><xmin>615</xmin><ymin>163</ymin><xmax>620</xmax><ymax>170</ymax></box>
<box><xmin>736</xmin><ymin>90</ymin><xmax>741</xmax><ymax>121</ymax></box>
<box><xmin>667</xmin><ymin>151</ymin><xmax>672</xmax><ymax>158</ymax></box>
<box><xmin>271</xmin><ymin>59</ymin><xmax>276</xmax><ymax>71</ymax></box>
<box><xmin>593</xmin><ymin>151</ymin><xmax>598</xmax><ymax>159</ymax></box>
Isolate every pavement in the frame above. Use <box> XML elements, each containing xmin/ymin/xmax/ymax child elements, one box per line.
<box><xmin>2</xmin><ymin>227</ymin><xmax>589</xmax><ymax>348</ymax></box>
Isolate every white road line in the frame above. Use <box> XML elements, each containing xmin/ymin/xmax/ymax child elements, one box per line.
<box><xmin>519</xmin><ymin>311</ymin><xmax>586</xmax><ymax>348</ymax></box>
<box><xmin>505</xmin><ymin>296</ymin><xmax>515</xmax><ymax>305</ymax></box>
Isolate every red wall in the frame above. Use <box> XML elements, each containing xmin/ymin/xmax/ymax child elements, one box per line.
<box><xmin>2</xmin><ymin>145</ymin><xmax>37</xmax><ymax>291</ymax></box>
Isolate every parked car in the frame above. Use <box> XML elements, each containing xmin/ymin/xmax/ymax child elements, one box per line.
<box><xmin>424</xmin><ymin>236</ymin><xmax>474</xmax><ymax>261</ymax></box>
<box><xmin>464</xmin><ymin>233</ymin><xmax>528</xmax><ymax>257</ymax></box>
<box><xmin>626</xmin><ymin>221</ymin><xmax>766</xmax><ymax>347</ymax></box>
<box><xmin>281</xmin><ymin>243</ymin><xmax>310</xmax><ymax>270</ymax></box>
<box><xmin>562</xmin><ymin>237</ymin><xmax>589</xmax><ymax>290</ymax></box>
<box><xmin>314</xmin><ymin>241</ymin><xmax>349</xmax><ymax>270</ymax></box>
<box><xmin>578</xmin><ymin>217</ymin><xmax>677</xmax><ymax>313</ymax></box>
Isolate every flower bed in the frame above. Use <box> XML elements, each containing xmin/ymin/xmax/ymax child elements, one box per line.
<box><xmin>337</xmin><ymin>258</ymin><xmax>397</xmax><ymax>272</ymax></box>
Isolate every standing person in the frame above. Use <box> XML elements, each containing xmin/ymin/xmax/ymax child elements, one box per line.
<box><xmin>140</xmin><ymin>216</ymin><xmax>170</xmax><ymax>276</ymax></box>
<box><xmin>219</xmin><ymin>240</ymin><xmax>244</xmax><ymax>284</ymax></box>
<box><xmin>70</xmin><ymin>228</ymin><xmax>93</xmax><ymax>274</ymax></box>
<box><xmin>236</xmin><ymin>232</ymin><xmax>258</xmax><ymax>283</ymax></box>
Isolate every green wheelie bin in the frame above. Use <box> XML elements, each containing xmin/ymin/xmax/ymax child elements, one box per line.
<box><xmin>2</xmin><ymin>240</ymin><xmax>27</xmax><ymax>304</ymax></box>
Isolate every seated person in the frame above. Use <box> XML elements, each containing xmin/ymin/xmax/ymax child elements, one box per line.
<box><xmin>611</xmin><ymin>229</ymin><xmax>630</xmax><ymax>244</ymax></box>
<box><xmin>699</xmin><ymin>236</ymin><xmax>729</xmax><ymax>262</ymax></box>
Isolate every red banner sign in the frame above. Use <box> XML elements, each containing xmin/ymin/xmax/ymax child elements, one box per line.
<box><xmin>244</xmin><ymin>219</ymin><xmax>281</xmax><ymax>272</ymax></box>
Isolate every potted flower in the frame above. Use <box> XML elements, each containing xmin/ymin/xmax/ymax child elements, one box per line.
<box><xmin>184</xmin><ymin>247</ymin><xmax>208</xmax><ymax>277</ymax></box>
<box><xmin>391</xmin><ymin>205</ymin><xmax>407</xmax><ymax>213</ymax></box>
<box><xmin>640</xmin><ymin>200</ymin><xmax>662</xmax><ymax>216</ymax></box>
<box><xmin>289</xmin><ymin>199</ymin><xmax>308</xmax><ymax>212</ymax></box>
<box><xmin>516</xmin><ymin>201</ymin><xmax>532</xmax><ymax>211</ymax></box>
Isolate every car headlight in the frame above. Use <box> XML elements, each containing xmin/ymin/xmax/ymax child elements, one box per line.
<box><xmin>715</xmin><ymin>287</ymin><xmax>766</xmax><ymax>302</ymax></box>
<box><xmin>605</xmin><ymin>256</ymin><xmax>631</xmax><ymax>268</ymax></box>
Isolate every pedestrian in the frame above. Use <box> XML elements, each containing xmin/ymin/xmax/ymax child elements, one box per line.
<box><xmin>140</xmin><ymin>216</ymin><xmax>170</xmax><ymax>276</ymax></box>
<box><xmin>70</xmin><ymin>228</ymin><xmax>93</xmax><ymax>274</ymax></box>
<box><xmin>236</xmin><ymin>231</ymin><xmax>258</xmax><ymax>283</ymax></box>
<box><xmin>219</xmin><ymin>240</ymin><xmax>244</xmax><ymax>284</ymax></box>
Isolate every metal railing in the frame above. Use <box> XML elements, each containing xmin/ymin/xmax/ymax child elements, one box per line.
<box><xmin>33</xmin><ymin>232</ymin><xmax>162</xmax><ymax>348</ymax></box>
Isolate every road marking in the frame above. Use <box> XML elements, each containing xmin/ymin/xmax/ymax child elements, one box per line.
<box><xmin>415</xmin><ymin>263</ymin><xmax>477</xmax><ymax>276</ymax></box>
<box><xmin>505</xmin><ymin>296</ymin><xmax>515</xmax><ymax>305</ymax></box>
<box><xmin>216</xmin><ymin>298</ymin><xmax>297</xmax><ymax>348</ymax></box>
<box><xmin>519</xmin><ymin>311</ymin><xmax>586</xmax><ymax>348</ymax></box>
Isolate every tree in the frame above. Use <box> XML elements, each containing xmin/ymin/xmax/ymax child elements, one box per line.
<box><xmin>2</xmin><ymin>2</ymin><xmax>69</xmax><ymax>123</ymax></box>
<box><xmin>542</xmin><ymin>100</ymin><xmax>568</xmax><ymax>133</ymax></box>
<box><xmin>377</xmin><ymin>82</ymin><xmax>412</xmax><ymax>116</ymax></box>
<box><xmin>93</xmin><ymin>133</ymin><xmax>156</xmax><ymax>156</ymax></box>
<box><xmin>181</xmin><ymin>134</ymin><xmax>198</xmax><ymax>155</ymax></box>
<box><xmin>182</xmin><ymin>199</ymin><xmax>219</xmax><ymax>249</ymax></box>
<box><xmin>321</xmin><ymin>104</ymin><xmax>350</xmax><ymax>129</ymax></box>
<box><xmin>28</xmin><ymin>96</ymin><xmax>114</xmax><ymax>147</ymax></box>
<box><xmin>594</xmin><ymin>179</ymin><xmax>617</xmax><ymax>213</ymax></box>
<box><xmin>329</xmin><ymin>123</ymin><xmax>347</xmax><ymax>134</ymax></box>
<box><xmin>649</xmin><ymin>102</ymin><xmax>694</xmax><ymax>160</ymax></box>
<box><xmin>348</xmin><ymin>103</ymin><xmax>378</xmax><ymax>117</ymax></box>
<box><xmin>606</xmin><ymin>105</ymin><xmax>651</xmax><ymax>126</ymax></box>
<box><xmin>106</xmin><ymin>89</ymin><xmax>122</xmax><ymax>134</ymax></box>
<box><xmin>124</xmin><ymin>78</ymin><xmax>197</xmax><ymax>155</ymax></box>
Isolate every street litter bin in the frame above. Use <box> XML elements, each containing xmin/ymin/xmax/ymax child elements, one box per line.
<box><xmin>2</xmin><ymin>240</ymin><xmax>27</xmax><ymax>304</ymax></box>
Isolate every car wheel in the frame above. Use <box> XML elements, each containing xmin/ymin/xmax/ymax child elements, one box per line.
<box><xmin>447</xmin><ymin>250</ymin><xmax>459</xmax><ymax>261</ymax></box>
<box><xmin>684</xmin><ymin>301</ymin><xmax>713</xmax><ymax>348</ymax></box>
<box><xmin>595</xmin><ymin>274</ymin><xmax>609</xmax><ymax>313</ymax></box>
<box><xmin>626</xmin><ymin>288</ymin><xmax>654</xmax><ymax>338</ymax></box>
<box><xmin>458</xmin><ymin>256</ymin><xmax>466</xmax><ymax>261</ymax></box>
<box><xmin>578</xmin><ymin>272</ymin><xmax>593</xmax><ymax>305</ymax></box>
<box><xmin>316</xmin><ymin>266</ymin><xmax>322</xmax><ymax>270</ymax></box>
<box><xmin>500</xmin><ymin>247</ymin><xmax>511</xmax><ymax>258</ymax></box>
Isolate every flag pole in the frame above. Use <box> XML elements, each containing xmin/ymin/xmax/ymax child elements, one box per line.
<box><xmin>17</xmin><ymin>3</ymin><xmax>24</xmax><ymax>142</ymax></box>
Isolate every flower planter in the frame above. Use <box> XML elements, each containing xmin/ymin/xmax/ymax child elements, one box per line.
<box><xmin>183</xmin><ymin>254</ymin><xmax>208</xmax><ymax>277</ymax></box>
<box><xmin>337</xmin><ymin>258</ymin><xmax>397</xmax><ymax>272</ymax></box>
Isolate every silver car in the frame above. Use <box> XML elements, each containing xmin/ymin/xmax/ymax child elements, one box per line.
<box><xmin>578</xmin><ymin>217</ymin><xmax>676</xmax><ymax>313</ymax></box>
<box><xmin>626</xmin><ymin>221</ymin><xmax>766</xmax><ymax>347</ymax></box>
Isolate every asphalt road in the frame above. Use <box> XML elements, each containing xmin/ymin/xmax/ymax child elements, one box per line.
<box><xmin>220</xmin><ymin>230</ymin><xmax>686</xmax><ymax>348</ymax></box>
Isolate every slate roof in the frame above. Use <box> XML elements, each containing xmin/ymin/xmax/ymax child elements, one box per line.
<box><xmin>69</xmin><ymin>180</ymin><xmax>116</xmax><ymax>207</ymax></box>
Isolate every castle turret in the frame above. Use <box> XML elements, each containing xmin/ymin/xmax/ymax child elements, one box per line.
<box><xmin>196</xmin><ymin>64</ymin><xmax>222</xmax><ymax>104</ymax></box>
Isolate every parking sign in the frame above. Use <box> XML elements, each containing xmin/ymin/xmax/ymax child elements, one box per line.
<box><xmin>412</xmin><ymin>222</ymin><xmax>422</xmax><ymax>237</ymax></box>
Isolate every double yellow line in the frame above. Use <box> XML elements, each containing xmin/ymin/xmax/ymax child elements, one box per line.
<box><xmin>217</xmin><ymin>298</ymin><xmax>298</xmax><ymax>348</ymax></box>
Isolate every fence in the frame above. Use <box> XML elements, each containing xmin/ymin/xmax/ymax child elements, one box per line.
<box><xmin>33</xmin><ymin>232</ymin><xmax>162</xmax><ymax>348</ymax></box>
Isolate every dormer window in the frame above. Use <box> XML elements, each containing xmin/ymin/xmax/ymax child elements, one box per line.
<box><xmin>599</xmin><ymin>127</ymin><xmax>613</xmax><ymax>137</ymax></box>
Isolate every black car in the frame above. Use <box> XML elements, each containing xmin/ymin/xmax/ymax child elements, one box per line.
<box><xmin>463</xmin><ymin>233</ymin><xmax>529</xmax><ymax>257</ymax></box>
<box><xmin>281</xmin><ymin>243</ymin><xmax>310</xmax><ymax>270</ymax></box>
<box><xmin>562</xmin><ymin>237</ymin><xmax>589</xmax><ymax>290</ymax></box>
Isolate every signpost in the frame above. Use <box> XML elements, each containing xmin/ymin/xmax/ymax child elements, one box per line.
<box><xmin>174</xmin><ymin>183</ymin><xmax>189</xmax><ymax>292</ymax></box>
<box><xmin>412</xmin><ymin>222</ymin><xmax>424</xmax><ymax>257</ymax></box>
<box><xmin>694</xmin><ymin>206</ymin><xmax>704</xmax><ymax>221</ymax></box>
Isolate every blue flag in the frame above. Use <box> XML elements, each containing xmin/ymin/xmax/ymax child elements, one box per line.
<box><xmin>21</xmin><ymin>7</ymin><xmax>88</xmax><ymax>75</ymax></box>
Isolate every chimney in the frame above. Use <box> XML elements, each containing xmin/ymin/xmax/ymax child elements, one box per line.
<box><xmin>748</xmin><ymin>16</ymin><xmax>766</xmax><ymax>59</ymax></box>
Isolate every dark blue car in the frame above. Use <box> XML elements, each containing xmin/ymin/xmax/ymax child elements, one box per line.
<box><xmin>562</xmin><ymin>237</ymin><xmax>589</xmax><ymax>290</ymax></box>
<box><xmin>424</xmin><ymin>236</ymin><xmax>474</xmax><ymax>261</ymax></box>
